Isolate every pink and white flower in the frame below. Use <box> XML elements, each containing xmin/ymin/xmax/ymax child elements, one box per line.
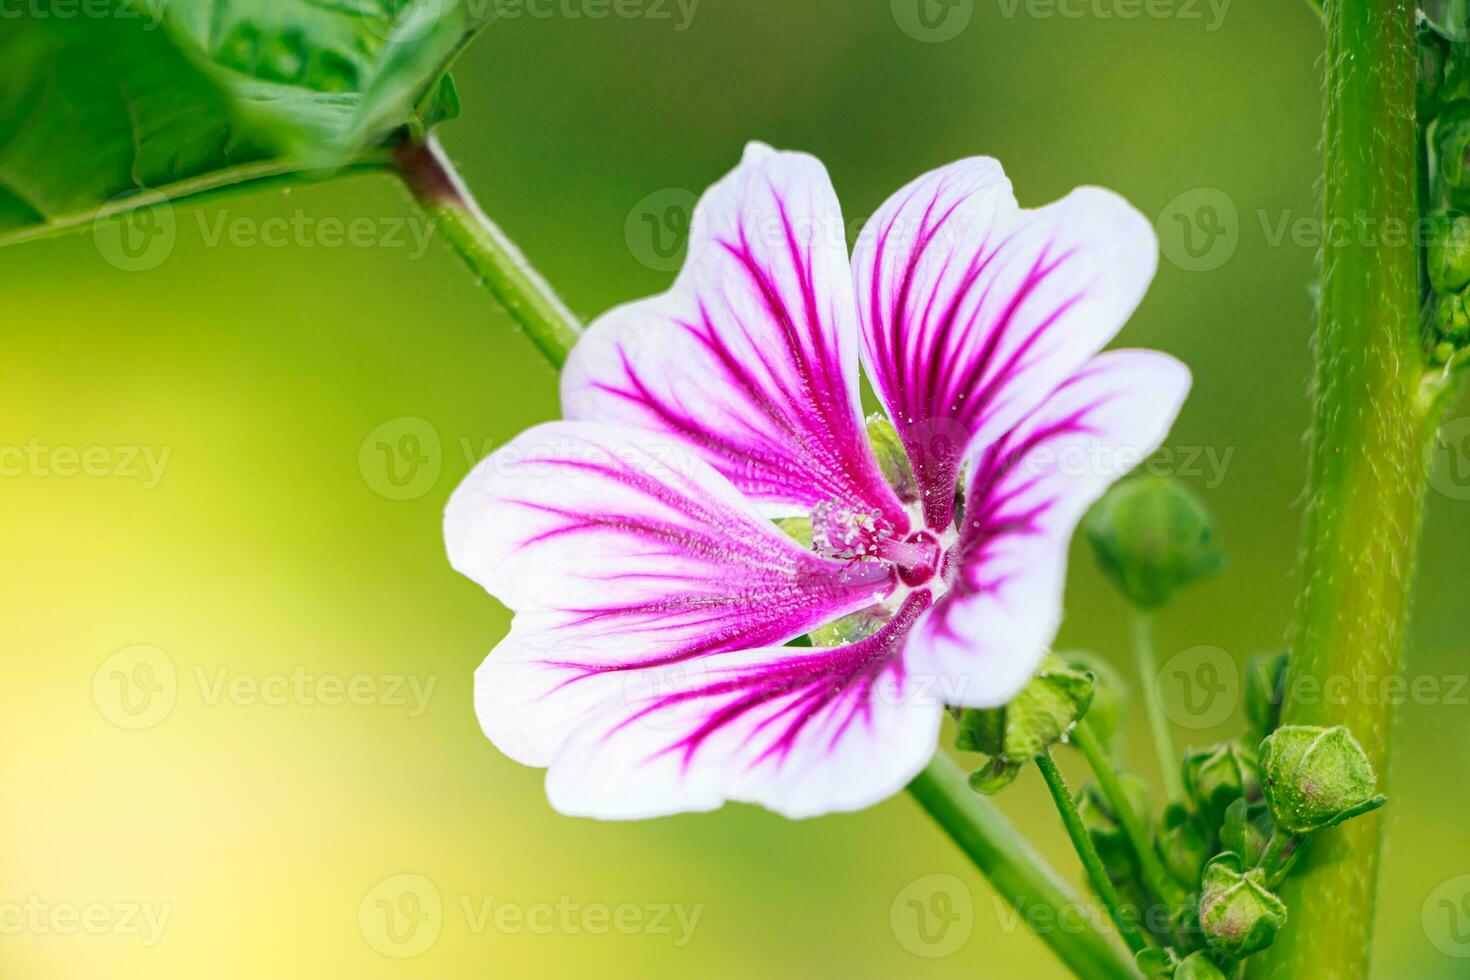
<box><xmin>446</xmin><ymin>144</ymin><xmax>1190</xmax><ymax>820</ymax></box>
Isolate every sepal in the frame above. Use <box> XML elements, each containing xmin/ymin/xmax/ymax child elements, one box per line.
<box><xmin>957</xmin><ymin>656</ymin><xmax>1093</xmax><ymax>793</ymax></box>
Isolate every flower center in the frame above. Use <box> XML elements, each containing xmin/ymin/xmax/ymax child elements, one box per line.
<box><xmin>810</xmin><ymin>499</ymin><xmax>940</xmax><ymax>586</ymax></box>
<box><xmin>809</xmin><ymin>500</ymin><xmax>892</xmax><ymax>560</ymax></box>
<box><xmin>886</xmin><ymin>530</ymin><xmax>941</xmax><ymax>587</ymax></box>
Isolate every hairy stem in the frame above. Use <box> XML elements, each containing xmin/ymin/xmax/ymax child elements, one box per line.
<box><xmin>908</xmin><ymin>754</ymin><xmax>1138</xmax><ymax>979</ymax></box>
<box><xmin>1132</xmin><ymin>613</ymin><xmax>1183</xmax><ymax>807</ymax></box>
<box><xmin>1036</xmin><ymin>750</ymin><xmax>1149</xmax><ymax>954</ymax></box>
<box><xmin>1252</xmin><ymin>1</ymin><xmax>1423</xmax><ymax>975</ymax></box>
<box><xmin>394</xmin><ymin>136</ymin><xmax>583</xmax><ymax>366</ymax></box>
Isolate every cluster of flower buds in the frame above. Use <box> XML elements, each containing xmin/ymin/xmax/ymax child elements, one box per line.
<box><xmin>1419</xmin><ymin>25</ymin><xmax>1470</xmax><ymax>359</ymax></box>
<box><xmin>1140</xmin><ymin>723</ymin><xmax>1383</xmax><ymax>976</ymax></box>
<box><xmin>951</xmin><ymin>475</ymin><xmax>1391</xmax><ymax>978</ymax></box>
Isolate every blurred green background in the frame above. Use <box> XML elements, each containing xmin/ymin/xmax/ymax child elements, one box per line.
<box><xmin>4</xmin><ymin>1</ymin><xmax>1469</xmax><ymax>977</ymax></box>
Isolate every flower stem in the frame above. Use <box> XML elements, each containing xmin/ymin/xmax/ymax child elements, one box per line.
<box><xmin>1255</xmin><ymin>830</ymin><xmax>1300</xmax><ymax>890</ymax></box>
<box><xmin>1035</xmin><ymin>749</ymin><xmax>1149</xmax><ymax>954</ymax></box>
<box><xmin>1131</xmin><ymin>612</ymin><xmax>1183</xmax><ymax>807</ymax></box>
<box><xmin>1251</xmin><ymin>1</ymin><xmax>1423</xmax><ymax>976</ymax></box>
<box><xmin>907</xmin><ymin>754</ymin><xmax>1138</xmax><ymax>979</ymax></box>
<box><xmin>393</xmin><ymin>136</ymin><xmax>583</xmax><ymax>366</ymax></box>
<box><xmin>1071</xmin><ymin>720</ymin><xmax>1182</xmax><ymax>911</ymax></box>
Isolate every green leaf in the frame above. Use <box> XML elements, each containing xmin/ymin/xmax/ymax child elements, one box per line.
<box><xmin>0</xmin><ymin>0</ymin><xmax>488</xmax><ymax>245</ymax></box>
<box><xmin>161</xmin><ymin>0</ymin><xmax>486</xmax><ymax>158</ymax></box>
<box><xmin>0</xmin><ymin>13</ymin><xmax>269</xmax><ymax>239</ymax></box>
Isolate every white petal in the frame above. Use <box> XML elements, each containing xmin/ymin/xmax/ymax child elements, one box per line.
<box><xmin>564</xmin><ymin>145</ymin><xmax>906</xmax><ymax>526</ymax></box>
<box><xmin>446</xmin><ymin>421</ymin><xmax>896</xmax><ymax>767</ymax></box>
<box><xmin>906</xmin><ymin>351</ymin><xmax>1192</xmax><ymax>707</ymax></box>
<box><xmin>854</xmin><ymin>158</ymin><xmax>1159</xmax><ymax>530</ymax></box>
<box><xmin>539</xmin><ymin>595</ymin><xmax>943</xmax><ymax>820</ymax></box>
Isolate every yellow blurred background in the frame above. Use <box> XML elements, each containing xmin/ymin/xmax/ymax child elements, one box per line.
<box><xmin>4</xmin><ymin>2</ymin><xmax>1469</xmax><ymax>977</ymax></box>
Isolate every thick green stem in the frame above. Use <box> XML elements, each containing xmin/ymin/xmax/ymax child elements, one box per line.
<box><xmin>394</xmin><ymin>136</ymin><xmax>583</xmax><ymax>366</ymax></box>
<box><xmin>907</xmin><ymin>754</ymin><xmax>1138</xmax><ymax>979</ymax></box>
<box><xmin>1252</xmin><ymin>1</ymin><xmax>1424</xmax><ymax>976</ymax></box>
<box><xmin>1072</xmin><ymin>721</ymin><xmax>1182</xmax><ymax>911</ymax></box>
<box><xmin>1132</xmin><ymin>613</ymin><xmax>1183</xmax><ymax>807</ymax></box>
<box><xmin>1036</xmin><ymin>750</ymin><xmax>1149</xmax><ymax>954</ymax></box>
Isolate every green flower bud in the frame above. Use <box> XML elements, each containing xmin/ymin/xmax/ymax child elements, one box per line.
<box><xmin>1435</xmin><ymin>287</ymin><xmax>1470</xmax><ymax>343</ymax></box>
<box><xmin>1198</xmin><ymin>853</ymin><xmax>1287</xmax><ymax>958</ymax></box>
<box><xmin>1244</xmin><ymin>651</ymin><xmax>1288</xmax><ymax>742</ymax></box>
<box><xmin>1435</xmin><ymin>102</ymin><xmax>1470</xmax><ymax>206</ymax></box>
<box><xmin>1258</xmin><ymin>725</ymin><xmax>1386</xmax><ymax>833</ymax></box>
<box><xmin>958</xmin><ymin>656</ymin><xmax>1094</xmax><ymax>793</ymax></box>
<box><xmin>1183</xmin><ymin>742</ymin><xmax>1261</xmax><ymax>827</ymax></box>
<box><xmin>1084</xmin><ymin>475</ymin><xmax>1224</xmax><ymax>610</ymax></box>
<box><xmin>1220</xmin><ymin>797</ymin><xmax>1272</xmax><ymax>868</ymax></box>
<box><xmin>1175</xmin><ymin>951</ymin><xmax>1229</xmax><ymax>980</ymax></box>
<box><xmin>1061</xmin><ymin>650</ymin><xmax>1127</xmax><ymax>757</ymax></box>
<box><xmin>865</xmin><ymin>414</ymin><xmax>916</xmax><ymax>503</ymax></box>
<box><xmin>1427</xmin><ymin>209</ymin><xmax>1470</xmax><ymax>293</ymax></box>
<box><xmin>1157</xmin><ymin>802</ymin><xmax>1210</xmax><ymax>889</ymax></box>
